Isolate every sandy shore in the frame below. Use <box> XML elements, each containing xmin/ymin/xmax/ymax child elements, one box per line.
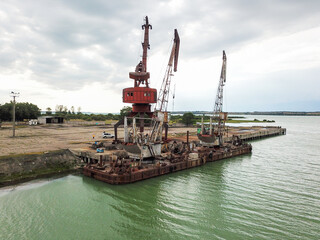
<box><xmin>0</xmin><ymin>124</ymin><xmax>198</xmax><ymax>156</ymax></box>
<box><xmin>0</xmin><ymin>122</ymin><xmax>267</xmax><ymax>157</ymax></box>
<box><xmin>0</xmin><ymin>124</ymin><xmax>116</xmax><ymax>156</ymax></box>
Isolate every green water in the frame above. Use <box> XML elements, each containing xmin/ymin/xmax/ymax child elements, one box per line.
<box><xmin>1</xmin><ymin>116</ymin><xmax>320</xmax><ymax>240</ymax></box>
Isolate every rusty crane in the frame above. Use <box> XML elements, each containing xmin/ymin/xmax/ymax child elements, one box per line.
<box><xmin>150</xmin><ymin>29</ymin><xmax>180</xmax><ymax>143</ymax></box>
<box><xmin>114</xmin><ymin>16</ymin><xmax>156</xmax><ymax>141</ymax></box>
<box><xmin>117</xmin><ymin>17</ymin><xmax>180</xmax><ymax>160</ymax></box>
<box><xmin>198</xmin><ymin>50</ymin><xmax>227</xmax><ymax>146</ymax></box>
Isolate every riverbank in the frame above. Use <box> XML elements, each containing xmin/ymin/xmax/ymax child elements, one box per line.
<box><xmin>0</xmin><ymin>149</ymin><xmax>82</xmax><ymax>187</ymax></box>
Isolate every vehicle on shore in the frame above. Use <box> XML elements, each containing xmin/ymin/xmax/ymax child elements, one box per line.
<box><xmin>102</xmin><ymin>132</ymin><xmax>114</xmax><ymax>138</ymax></box>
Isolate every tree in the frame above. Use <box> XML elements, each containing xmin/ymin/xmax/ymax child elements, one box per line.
<box><xmin>120</xmin><ymin>106</ymin><xmax>132</xmax><ymax>119</ymax></box>
<box><xmin>77</xmin><ymin>106</ymin><xmax>81</xmax><ymax>114</ymax></box>
<box><xmin>46</xmin><ymin>107</ymin><xmax>52</xmax><ymax>115</ymax></box>
<box><xmin>0</xmin><ymin>103</ymin><xmax>11</xmax><ymax>121</ymax></box>
<box><xmin>55</xmin><ymin>105</ymin><xmax>63</xmax><ymax>113</ymax></box>
<box><xmin>182</xmin><ymin>112</ymin><xmax>195</xmax><ymax>126</ymax></box>
<box><xmin>63</xmin><ymin>106</ymin><xmax>68</xmax><ymax>114</ymax></box>
<box><xmin>107</xmin><ymin>113</ymin><xmax>114</xmax><ymax>120</ymax></box>
<box><xmin>71</xmin><ymin>106</ymin><xmax>75</xmax><ymax>114</ymax></box>
<box><xmin>0</xmin><ymin>102</ymin><xmax>40</xmax><ymax>121</ymax></box>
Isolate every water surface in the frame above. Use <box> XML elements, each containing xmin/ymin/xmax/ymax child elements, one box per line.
<box><xmin>1</xmin><ymin>116</ymin><xmax>319</xmax><ymax>240</ymax></box>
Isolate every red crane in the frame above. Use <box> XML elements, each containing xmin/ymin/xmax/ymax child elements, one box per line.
<box><xmin>122</xmin><ymin>16</ymin><xmax>157</xmax><ymax>117</ymax></box>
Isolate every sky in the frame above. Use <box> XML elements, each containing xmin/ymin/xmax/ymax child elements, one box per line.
<box><xmin>1</xmin><ymin>0</ymin><xmax>320</xmax><ymax>113</ymax></box>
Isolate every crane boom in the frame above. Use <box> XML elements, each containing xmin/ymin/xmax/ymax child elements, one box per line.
<box><xmin>155</xmin><ymin>29</ymin><xmax>180</xmax><ymax>113</ymax></box>
<box><xmin>214</xmin><ymin>50</ymin><xmax>227</xmax><ymax>114</ymax></box>
<box><xmin>149</xmin><ymin>29</ymin><xmax>180</xmax><ymax>143</ymax></box>
<box><xmin>214</xmin><ymin>50</ymin><xmax>227</xmax><ymax>145</ymax></box>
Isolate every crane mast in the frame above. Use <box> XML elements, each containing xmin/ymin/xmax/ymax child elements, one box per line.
<box><xmin>140</xmin><ymin>16</ymin><xmax>152</xmax><ymax>87</ymax></box>
<box><xmin>214</xmin><ymin>50</ymin><xmax>227</xmax><ymax>114</ymax></box>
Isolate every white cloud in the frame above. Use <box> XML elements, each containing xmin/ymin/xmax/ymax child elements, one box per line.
<box><xmin>1</xmin><ymin>0</ymin><xmax>320</xmax><ymax>112</ymax></box>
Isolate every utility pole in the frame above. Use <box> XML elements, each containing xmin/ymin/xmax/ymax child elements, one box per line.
<box><xmin>10</xmin><ymin>92</ymin><xmax>20</xmax><ymax>137</ymax></box>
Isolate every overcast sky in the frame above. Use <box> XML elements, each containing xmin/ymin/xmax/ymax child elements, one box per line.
<box><xmin>1</xmin><ymin>0</ymin><xmax>319</xmax><ymax>113</ymax></box>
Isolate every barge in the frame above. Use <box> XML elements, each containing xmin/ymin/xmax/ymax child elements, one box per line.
<box><xmin>83</xmin><ymin>140</ymin><xmax>252</xmax><ymax>185</ymax></box>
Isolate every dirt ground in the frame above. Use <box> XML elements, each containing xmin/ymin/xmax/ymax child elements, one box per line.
<box><xmin>0</xmin><ymin>122</ymin><xmax>255</xmax><ymax>157</ymax></box>
<box><xmin>0</xmin><ymin>124</ymin><xmax>198</xmax><ymax>157</ymax></box>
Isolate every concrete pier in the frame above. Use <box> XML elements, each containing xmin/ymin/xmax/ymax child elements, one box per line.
<box><xmin>225</xmin><ymin>126</ymin><xmax>286</xmax><ymax>141</ymax></box>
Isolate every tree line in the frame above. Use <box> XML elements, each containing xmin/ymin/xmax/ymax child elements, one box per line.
<box><xmin>0</xmin><ymin>101</ymin><xmax>199</xmax><ymax>126</ymax></box>
<box><xmin>46</xmin><ymin>105</ymin><xmax>132</xmax><ymax>121</ymax></box>
<box><xmin>0</xmin><ymin>103</ymin><xmax>133</xmax><ymax>122</ymax></box>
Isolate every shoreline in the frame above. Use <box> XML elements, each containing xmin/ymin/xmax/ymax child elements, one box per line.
<box><xmin>0</xmin><ymin>168</ymin><xmax>82</xmax><ymax>189</ymax></box>
<box><xmin>0</xmin><ymin>149</ymin><xmax>83</xmax><ymax>188</ymax></box>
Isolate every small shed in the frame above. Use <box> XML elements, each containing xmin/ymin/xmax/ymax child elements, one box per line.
<box><xmin>29</xmin><ymin>119</ymin><xmax>38</xmax><ymax>125</ymax></box>
<box><xmin>38</xmin><ymin>116</ymin><xmax>64</xmax><ymax>124</ymax></box>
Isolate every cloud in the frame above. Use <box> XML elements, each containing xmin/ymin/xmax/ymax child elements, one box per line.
<box><xmin>0</xmin><ymin>0</ymin><xmax>320</xmax><ymax>112</ymax></box>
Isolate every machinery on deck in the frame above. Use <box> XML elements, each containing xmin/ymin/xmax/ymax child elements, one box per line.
<box><xmin>198</xmin><ymin>50</ymin><xmax>228</xmax><ymax>146</ymax></box>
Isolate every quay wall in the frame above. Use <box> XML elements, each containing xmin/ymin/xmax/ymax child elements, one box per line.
<box><xmin>0</xmin><ymin>149</ymin><xmax>82</xmax><ymax>187</ymax></box>
<box><xmin>226</xmin><ymin>127</ymin><xmax>286</xmax><ymax>142</ymax></box>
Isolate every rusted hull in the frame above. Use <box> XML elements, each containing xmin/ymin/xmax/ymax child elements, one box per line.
<box><xmin>83</xmin><ymin>144</ymin><xmax>252</xmax><ymax>185</ymax></box>
<box><xmin>84</xmin><ymin>159</ymin><xmax>201</xmax><ymax>184</ymax></box>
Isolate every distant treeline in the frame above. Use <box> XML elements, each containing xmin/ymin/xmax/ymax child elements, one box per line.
<box><xmin>0</xmin><ymin>102</ymin><xmax>199</xmax><ymax>126</ymax></box>
<box><xmin>233</xmin><ymin>111</ymin><xmax>320</xmax><ymax>116</ymax></box>
<box><xmin>0</xmin><ymin>103</ymin><xmax>130</xmax><ymax>122</ymax></box>
<box><xmin>2</xmin><ymin>100</ymin><xmax>317</xmax><ymax>123</ymax></box>
<box><xmin>172</xmin><ymin>111</ymin><xmax>320</xmax><ymax>116</ymax></box>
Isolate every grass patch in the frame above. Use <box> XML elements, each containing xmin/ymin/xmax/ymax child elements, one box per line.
<box><xmin>0</xmin><ymin>152</ymin><xmax>44</xmax><ymax>160</ymax></box>
<box><xmin>0</xmin><ymin>149</ymin><xmax>67</xmax><ymax>160</ymax></box>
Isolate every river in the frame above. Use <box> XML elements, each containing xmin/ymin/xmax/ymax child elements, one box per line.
<box><xmin>1</xmin><ymin>116</ymin><xmax>319</xmax><ymax>240</ymax></box>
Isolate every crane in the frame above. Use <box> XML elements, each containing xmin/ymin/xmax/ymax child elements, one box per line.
<box><xmin>198</xmin><ymin>50</ymin><xmax>227</xmax><ymax>146</ymax></box>
<box><xmin>122</xmin><ymin>16</ymin><xmax>156</xmax><ymax>132</ymax></box>
<box><xmin>121</xmin><ymin>26</ymin><xmax>180</xmax><ymax>160</ymax></box>
<box><xmin>150</xmin><ymin>29</ymin><xmax>180</xmax><ymax>143</ymax></box>
<box><xmin>114</xmin><ymin>16</ymin><xmax>156</xmax><ymax>141</ymax></box>
<box><xmin>214</xmin><ymin>50</ymin><xmax>227</xmax><ymax>145</ymax></box>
